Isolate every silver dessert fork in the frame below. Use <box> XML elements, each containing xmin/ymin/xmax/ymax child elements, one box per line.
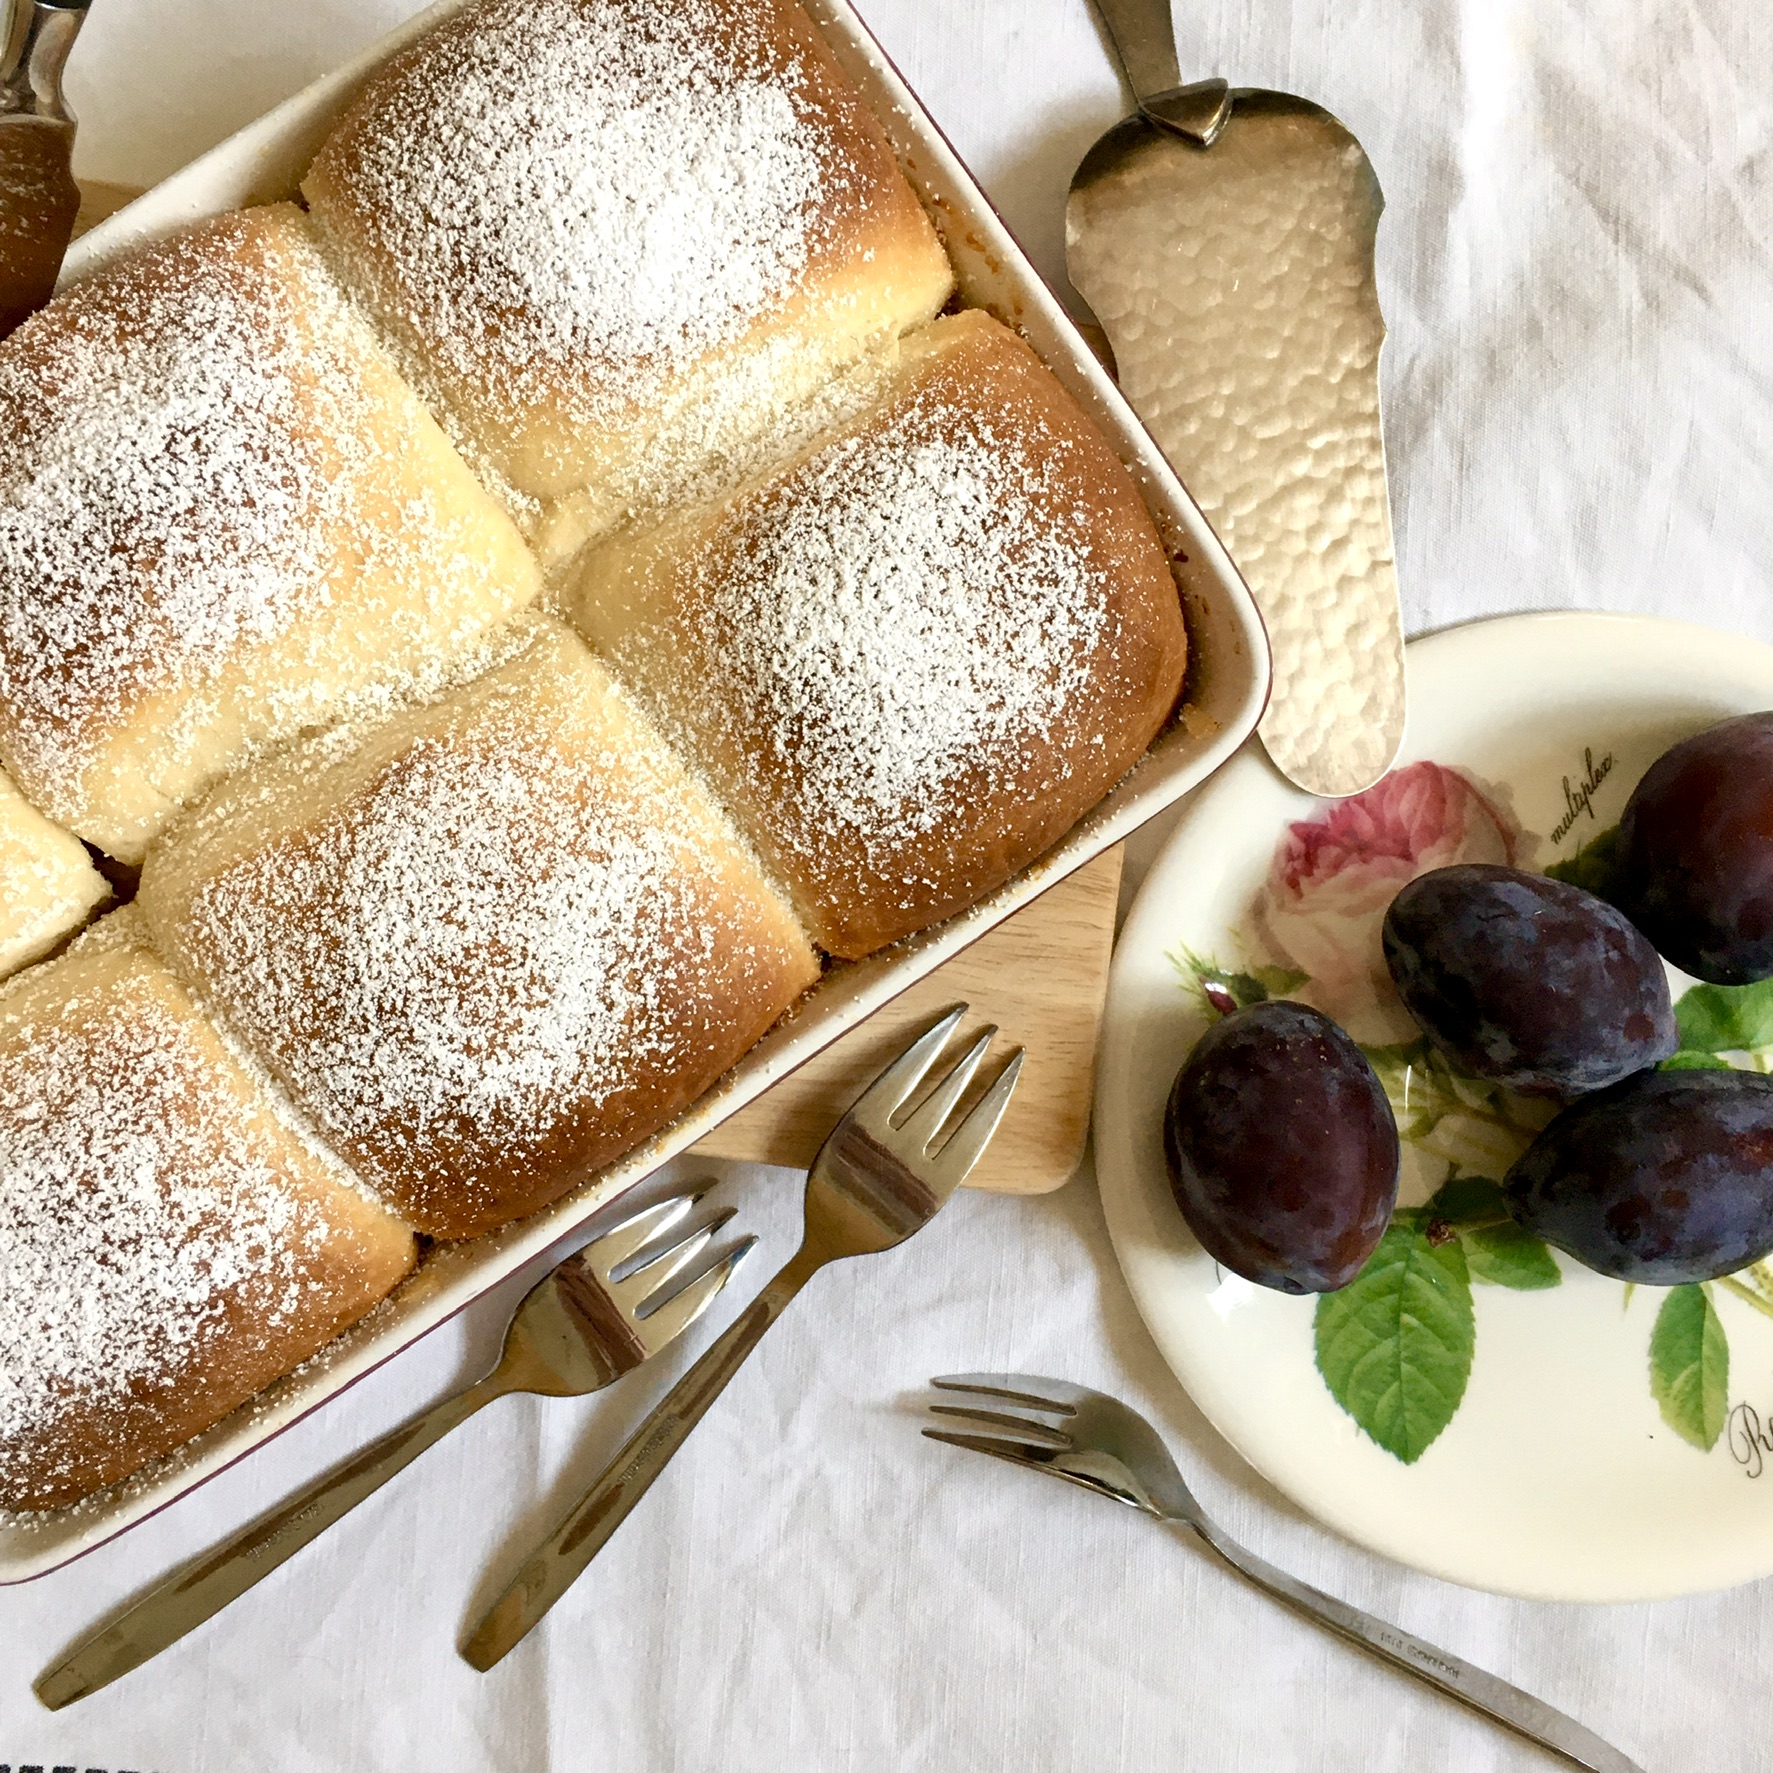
<box><xmin>37</xmin><ymin>1184</ymin><xmax>753</xmax><ymax>1710</ymax></box>
<box><xmin>461</xmin><ymin>1005</ymin><xmax>1023</xmax><ymax>1669</ymax></box>
<box><xmin>925</xmin><ymin>1375</ymin><xmax>1646</xmax><ymax>1773</ymax></box>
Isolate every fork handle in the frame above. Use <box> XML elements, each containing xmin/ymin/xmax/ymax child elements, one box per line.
<box><xmin>35</xmin><ymin>1366</ymin><xmax>514</xmax><ymax>1711</ymax></box>
<box><xmin>459</xmin><ymin>1248</ymin><xmax>822</xmax><ymax>1671</ymax></box>
<box><xmin>1179</xmin><ymin>1517</ymin><xmax>1644</xmax><ymax>1773</ymax></box>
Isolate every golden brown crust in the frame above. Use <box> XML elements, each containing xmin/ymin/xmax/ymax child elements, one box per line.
<box><xmin>567</xmin><ymin>312</ymin><xmax>1188</xmax><ymax>957</ymax></box>
<box><xmin>302</xmin><ymin>0</ymin><xmax>953</xmax><ymax>516</ymax></box>
<box><xmin>0</xmin><ymin>203</ymin><xmax>541</xmax><ymax>863</ymax></box>
<box><xmin>0</xmin><ymin>910</ymin><xmax>415</xmax><ymax>1511</ymax></box>
<box><xmin>139</xmin><ymin>623</ymin><xmax>819</xmax><ymax>1239</ymax></box>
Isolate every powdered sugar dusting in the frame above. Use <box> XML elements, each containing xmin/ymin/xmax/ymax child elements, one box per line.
<box><xmin>322</xmin><ymin>0</ymin><xmax>833</xmax><ymax>424</ymax></box>
<box><xmin>197</xmin><ymin>747</ymin><xmax>689</xmax><ymax>1140</ymax></box>
<box><xmin>173</xmin><ymin>673</ymin><xmax>755</xmax><ymax>1223</ymax></box>
<box><xmin>0</xmin><ymin>214</ymin><xmax>373</xmax><ymax>799</ymax></box>
<box><xmin>0</xmin><ymin>949</ymin><xmax>349</xmax><ymax>1503</ymax></box>
<box><xmin>660</xmin><ymin>388</ymin><xmax>1114</xmax><ymax>852</ymax></box>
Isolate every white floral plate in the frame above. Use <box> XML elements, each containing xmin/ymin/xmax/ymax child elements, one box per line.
<box><xmin>1095</xmin><ymin>612</ymin><xmax>1773</xmax><ymax>1602</ymax></box>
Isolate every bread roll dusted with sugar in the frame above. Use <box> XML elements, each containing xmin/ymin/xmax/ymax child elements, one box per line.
<box><xmin>0</xmin><ymin>909</ymin><xmax>415</xmax><ymax>1511</ymax></box>
<box><xmin>0</xmin><ymin>204</ymin><xmax>541</xmax><ymax>864</ymax></box>
<box><xmin>302</xmin><ymin>0</ymin><xmax>954</xmax><ymax>555</ymax></box>
<box><xmin>566</xmin><ymin>311</ymin><xmax>1188</xmax><ymax>958</ymax></box>
<box><xmin>0</xmin><ymin>769</ymin><xmax>107</xmax><ymax>980</ymax></box>
<box><xmin>140</xmin><ymin>621</ymin><xmax>819</xmax><ymax>1240</ymax></box>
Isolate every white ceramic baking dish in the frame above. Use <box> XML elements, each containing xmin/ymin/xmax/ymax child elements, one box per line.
<box><xmin>2</xmin><ymin>0</ymin><xmax>1269</xmax><ymax>1581</ymax></box>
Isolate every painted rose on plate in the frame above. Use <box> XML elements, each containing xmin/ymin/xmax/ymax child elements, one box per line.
<box><xmin>1255</xmin><ymin>761</ymin><xmax>1520</xmax><ymax>1045</ymax></box>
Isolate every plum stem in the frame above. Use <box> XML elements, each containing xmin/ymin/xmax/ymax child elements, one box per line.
<box><xmin>1423</xmin><ymin>1209</ymin><xmax>1514</xmax><ymax>1245</ymax></box>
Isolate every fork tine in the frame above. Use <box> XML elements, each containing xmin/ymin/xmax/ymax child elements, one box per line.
<box><xmin>927</xmin><ymin>1387</ymin><xmax>1073</xmax><ymax>1429</ymax></box>
<box><xmin>632</xmin><ymin>1237</ymin><xmax>757</xmax><ymax>1356</ymax></box>
<box><xmin>926</xmin><ymin>1429</ymin><xmax>1150</xmax><ymax>1514</ymax></box>
<box><xmin>622</xmin><ymin>1201</ymin><xmax>738</xmax><ymax>1280</ymax></box>
<box><xmin>605</xmin><ymin>1206</ymin><xmax>738</xmax><ymax>1310</ymax></box>
<box><xmin>922</xmin><ymin>1428</ymin><xmax>1055</xmax><ymax>1470</ymax></box>
<box><xmin>928</xmin><ymin>1049</ymin><xmax>1025</xmax><ymax>1181</ymax></box>
<box><xmin>580</xmin><ymin>1187</ymin><xmax>707</xmax><ymax>1282</ymax></box>
<box><xmin>932</xmin><ymin>1373</ymin><xmax>1083</xmax><ymax>1414</ymax></box>
<box><xmin>842</xmin><ymin>1004</ymin><xmax>969</xmax><ymax>1137</ymax></box>
<box><xmin>926</xmin><ymin>1404</ymin><xmax>1072</xmax><ymax>1448</ymax></box>
<box><xmin>897</xmin><ymin>1025</ymin><xmax>996</xmax><ymax>1152</ymax></box>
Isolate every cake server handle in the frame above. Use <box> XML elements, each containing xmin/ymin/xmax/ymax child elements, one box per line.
<box><xmin>1088</xmin><ymin>0</ymin><xmax>1231</xmax><ymax>144</ymax></box>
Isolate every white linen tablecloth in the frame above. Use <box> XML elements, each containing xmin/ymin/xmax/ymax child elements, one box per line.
<box><xmin>4</xmin><ymin>2</ymin><xmax>1770</xmax><ymax>1767</ymax></box>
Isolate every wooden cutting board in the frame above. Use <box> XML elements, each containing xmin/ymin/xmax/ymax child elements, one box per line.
<box><xmin>70</xmin><ymin>178</ymin><xmax>1121</xmax><ymax>1196</ymax></box>
<box><xmin>693</xmin><ymin>848</ymin><xmax>1122</xmax><ymax>1194</ymax></box>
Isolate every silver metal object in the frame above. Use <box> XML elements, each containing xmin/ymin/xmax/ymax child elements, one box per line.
<box><xmin>35</xmin><ymin>1184</ymin><xmax>754</xmax><ymax>1711</ymax></box>
<box><xmin>925</xmin><ymin>1375</ymin><xmax>1645</xmax><ymax>1773</ymax></box>
<box><xmin>460</xmin><ymin>1006</ymin><xmax>1024</xmax><ymax>1670</ymax></box>
<box><xmin>1086</xmin><ymin>0</ymin><xmax>1231</xmax><ymax>144</ymax></box>
<box><xmin>0</xmin><ymin>0</ymin><xmax>90</xmax><ymax>337</ymax></box>
<box><xmin>1067</xmin><ymin>0</ymin><xmax>1407</xmax><ymax>798</ymax></box>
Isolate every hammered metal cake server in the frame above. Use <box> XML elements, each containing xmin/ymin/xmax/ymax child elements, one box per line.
<box><xmin>1066</xmin><ymin>0</ymin><xmax>1406</xmax><ymax>797</ymax></box>
<box><xmin>0</xmin><ymin>0</ymin><xmax>91</xmax><ymax>338</ymax></box>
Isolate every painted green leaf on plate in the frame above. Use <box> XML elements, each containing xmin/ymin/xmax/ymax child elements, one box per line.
<box><xmin>1422</xmin><ymin>1173</ymin><xmax>1505</xmax><ymax>1222</ymax></box>
<box><xmin>1460</xmin><ymin>1222</ymin><xmax>1563</xmax><ymax>1290</ymax></box>
<box><xmin>1170</xmin><ymin>946</ymin><xmax>1308</xmax><ymax>1015</ymax></box>
<box><xmin>1649</xmin><ymin>1284</ymin><xmax>1728</xmax><ymax>1451</ymax></box>
<box><xmin>1421</xmin><ymin>1175</ymin><xmax>1562</xmax><ymax>1290</ymax></box>
<box><xmin>1315</xmin><ymin>1218</ymin><xmax>1475</xmax><ymax>1465</ymax></box>
<box><xmin>1543</xmin><ymin>823</ymin><xmax>1624</xmax><ymax>900</ymax></box>
<box><xmin>1359</xmin><ymin>1040</ymin><xmax>1548</xmax><ymax>1177</ymax></box>
<box><xmin>1672</xmin><ymin>979</ymin><xmax>1773</xmax><ymax>1058</ymax></box>
<box><xmin>1660</xmin><ymin>1049</ymin><xmax>1735</xmax><ymax>1072</ymax></box>
<box><xmin>1250</xmin><ymin>962</ymin><xmax>1311</xmax><ymax>998</ymax></box>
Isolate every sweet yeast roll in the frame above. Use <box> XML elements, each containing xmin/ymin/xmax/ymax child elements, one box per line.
<box><xmin>0</xmin><ymin>203</ymin><xmax>541</xmax><ymax>864</ymax></box>
<box><xmin>139</xmin><ymin>620</ymin><xmax>820</xmax><ymax>1241</ymax></box>
<box><xmin>0</xmin><ymin>769</ymin><xmax>107</xmax><ymax>980</ymax></box>
<box><xmin>302</xmin><ymin>0</ymin><xmax>954</xmax><ymax>554</ymax></box>
<box><xmin>0</xmin><ymin>908</ymin><xmax>415</xmax><ymax>1511</ymax></box>
<box><xmin>565</xmin><ymin>311</ymin><xmax>1188</xmax><ymax>959</ymax></box>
